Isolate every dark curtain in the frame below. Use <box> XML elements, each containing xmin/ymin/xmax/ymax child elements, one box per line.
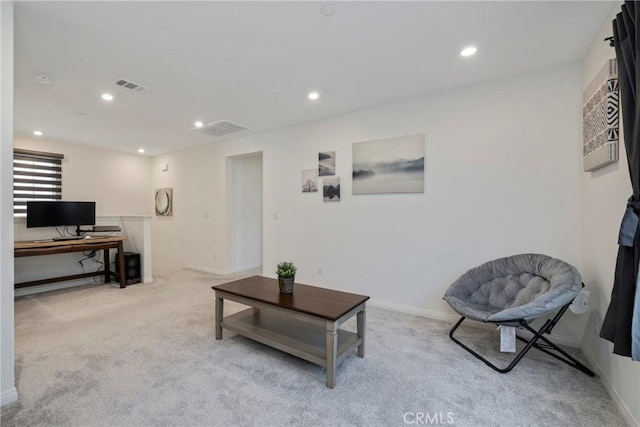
<box><xmin>600</xmin><ymin>1</ymin><xmax>640</xmax><ymax>360</ymax></box>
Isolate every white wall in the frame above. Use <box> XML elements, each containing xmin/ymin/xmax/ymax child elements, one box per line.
<box><xmin>152</xmin><ymin>63</ymin><xmax>585</xmax><ymax>343</ymax></box>
<box><xmin>13</xmin><ymin>138</ymin><xmax>153</xmax><ymax>295</ymax></box>
<box><xmin>581</xmin><ymin>6</ymin><xmax>640</xmax><ymax>426</ymax></box>
<box><xmin>151</xmin><ymin>150</ymin><xmax>189</xmax><ymax>273</ymax></box>
<box><xmin>229</xmin><ymin>153</ymin><xmax>263</xmax><ymax>272</ymax></box>
<box><xmin>1</xmin><ymin>0</ymin><xmax>18</xmax><ymax>406</ymax></box>
<box><xmin>14</xmin><ymin>137</ymin><xmax>152</xmax><ymax>216</ymax></box>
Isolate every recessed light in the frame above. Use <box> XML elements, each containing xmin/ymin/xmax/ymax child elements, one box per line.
<box><xmin>308</xmin><ymin>92</ymin><xmax>320</xmax><ymax>100</ymax></box>
<box><xmin>460</xmin><ymin>46</ymin><xmax>478</xmax><ymax>57</ymax></box>
<box><xmin>138</xmin><ymin>148</ymin><xmax>145</xmax><ymax>154</ymax></box>
<box><xmin>101</xmin><ymin>93</ymin><xmax>114</xmax><ymax>101</ymax></box>
<box><xmin>33</xmin><ymin>130</ymin><xmax>43</xmax><ymax>136</ymax></box>
<box><xmin>194</xmin><ymin>121</ymin><xmax>204</xmax><ymax>128</ymax></box>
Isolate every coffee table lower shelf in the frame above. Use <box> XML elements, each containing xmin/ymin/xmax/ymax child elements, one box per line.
<box><xmin>222</xmin><ymin>308</ymin><xmax>361</xmax><ymax>368</ymax></box>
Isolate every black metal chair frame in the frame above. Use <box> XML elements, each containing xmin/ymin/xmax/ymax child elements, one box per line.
<box><xmin>449</xmin><ymin>300</ymin><xmax>595</xmax><ymax>376</ymax></box>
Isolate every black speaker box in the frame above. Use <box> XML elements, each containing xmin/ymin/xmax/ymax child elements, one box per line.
<box><xmin>115</xmin><ymin>252</ymin><xmax>141</xmax><ymax>285</ymax></box>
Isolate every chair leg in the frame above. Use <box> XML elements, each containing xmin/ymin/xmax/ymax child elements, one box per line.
<box><xmin>517</xmin><ymin>323</ymin><xmax>595</xmax><ymax>376</ymax></box>
<box><xmin>449</xmin><ymin>317</ymin><xmax>594</xmax><ymax>376</ymax></box>
<box><xmin>449</xmin><ymin>317</ymin><xmax>539</xmax><ymax>373</ymax></box>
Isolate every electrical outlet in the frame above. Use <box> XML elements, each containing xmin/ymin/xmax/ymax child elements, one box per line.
<box><xmin>317</xmin><ymin>266</ymin><xmax>323</xmax><ymax>275</ymax></box>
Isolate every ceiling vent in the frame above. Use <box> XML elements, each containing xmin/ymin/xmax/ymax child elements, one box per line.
<box><xmin>194</xmin><ymin>120</ymin><xmax>250</xmax><ymax>137</ymax></box>
<box><xmin>115</xmin><ymin>78</ymin><xmax>149</xmax><ymax>93</ymax></box>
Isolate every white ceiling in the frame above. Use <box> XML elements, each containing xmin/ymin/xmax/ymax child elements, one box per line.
<box><xmin>14</xmin><ymin>1</ymin><xmax>615</xmax><ymax>156</ymax></box>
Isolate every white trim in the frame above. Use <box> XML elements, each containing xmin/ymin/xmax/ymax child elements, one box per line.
<box><xmin>1</xmin><ymin>387</ymin><xmax>18</xmax><ymax>406</ymax></box>
<box><xmin>369</xmin><ymin>299</ymin><xmax>462</xmax><ymax>323</ymax></box>
<box><xmin>233</xmin><ymin>263</ymin><xmax>262</xmax><ymax>273</ymax></box>
<box><xmin>367</xmin><ymin>299</ymin><xmax>581</xmax><ymax>348</ymax></box>
<box><xmin>516</xmin><ymin>327</ymin><xmax>580</xmax><ymax>348</ymax></box>
<box><xmin>14</xmin><ymin>279</ymin><xmax>96</xmax><ymax>297</ymax></box>
<box><xmin>582</xmin><ymin>347</ymin><xmax>639</xmax><ymax>427</ymax></box>
<box><xmin>119</xmin><ymin>216</ymin><xmax>152</xmax><ymax>221</ymax></box>
<box><xmin>13</xmin><ymin>215</ymin><xmax>152</xmax><ymax>224</ymax></box>
<box><xmin>186</xmin><ymin>265</ymin><xmax>230</xmax><ymax>276</ymax></box>
<box><xmin>143</xmin><ymin>277</ymin><xmax>154</xmax><ymax>284</ymax></box>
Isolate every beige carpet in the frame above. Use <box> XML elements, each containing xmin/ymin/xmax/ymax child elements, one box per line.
<box><xmin>1</xmin><ymin>269</ymin><xmax>626</xmax><ymax>426</ymax></box>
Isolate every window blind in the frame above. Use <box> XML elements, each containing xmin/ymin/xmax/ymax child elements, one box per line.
<box><xmin>13</xmin><ymin>148</ymin><xmax>63</xmax><ymax>217</ymax></box>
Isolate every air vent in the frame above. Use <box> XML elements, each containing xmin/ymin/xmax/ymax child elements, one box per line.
<box><xmin>194</xmin><ymin>120</ymin><xmax>250</xmax><ymax>137</ymax></box>
<box><xmin>115</xmin><ymin>78</ymin><xmax>149</xmax><ymax>93</ymax></box>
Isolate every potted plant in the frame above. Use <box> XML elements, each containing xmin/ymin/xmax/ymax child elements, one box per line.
<box><xmin>276</xmin><ymin>261</ymin><xmax>297</xmax><ymax>294</ymax></box>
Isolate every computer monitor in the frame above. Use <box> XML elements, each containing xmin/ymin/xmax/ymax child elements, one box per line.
<box><xmin>26</xmin><ymin>201</ymin><xmax>96</xmax><ymax>236</ymax></box>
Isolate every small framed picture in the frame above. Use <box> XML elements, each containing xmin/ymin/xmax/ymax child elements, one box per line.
<box><xmin>155</xmin><ymin>188</ymin><xmax>173</xmax><ymax>216</ymax></box>
<box><xmin>323</xmin><ymin>177</ymin><xmax>340</xmax><ymax>202</ymax></box>
<box><xmin>302</xmin><ymin>169</ymin><xmax>318</xmax><ymax>193</ymax></box>
<box><xmin>319</xmin><ymin>151</ymin><xmax>336</xmax><ymax>176</ymax></box>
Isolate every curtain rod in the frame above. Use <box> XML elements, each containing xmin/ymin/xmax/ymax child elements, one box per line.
<box><xmin>605</xmin><ymin>36</ymin><xmax>615</xmax><ymax>47</ymax></box>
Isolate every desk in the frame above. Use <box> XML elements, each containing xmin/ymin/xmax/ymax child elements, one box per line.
<box><xmin>14</xmin><ymin>236</ymin><xmax>127</xmax><ymax>289</ymax></box>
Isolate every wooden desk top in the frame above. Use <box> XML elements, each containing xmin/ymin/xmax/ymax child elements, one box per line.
<box><xmin>212</xmin><ymin>276</ymin><xmax>369</xmax><ymax>321</ymax></box>
<box><xmin>15</xmin><ymin>235</ymin><xmax>125</xmax><ymax>250</ymax></box>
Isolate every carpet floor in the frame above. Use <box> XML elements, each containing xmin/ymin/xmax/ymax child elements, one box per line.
<box><xmin>1</xmin><ymin>269</ymin><xmax>626</xmax><ymax>426</ymax></box>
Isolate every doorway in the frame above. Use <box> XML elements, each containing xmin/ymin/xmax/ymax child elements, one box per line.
<box><xmin>227</xmin><ymin>152</ymin><xmax>263</xmax><ymax>273</ymax></box>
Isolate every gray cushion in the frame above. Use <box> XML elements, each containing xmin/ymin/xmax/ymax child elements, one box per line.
<box><xmin>443</xmin><ymin>254</ymin><xmax>582</xmax><ymax>323</ymax></box>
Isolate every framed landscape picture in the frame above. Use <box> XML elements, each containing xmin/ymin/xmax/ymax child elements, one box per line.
<box><xmin>352</xmin><ymin>133</ymin><xmax>425</xmax><ymax>194</ymax></box>
<box><xmin>302</xmin><ymin>169</ymin><xmax>318</xmax><ymax>193</ymax></box>
<box><xmin>323</xmin><ymin>176</ymin><xmax>340</xmax><ymax>202</ymax></box>
<box><xmin>319</xmin><ymin>151</ymin><xmax>336</xmax><ymax>176</ymax></box>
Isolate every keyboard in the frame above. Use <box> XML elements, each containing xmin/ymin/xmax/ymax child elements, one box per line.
<box><xmin>52</xmin><ymin>236</ymin><xmax>81</xmax><ymax>241</ymax></box>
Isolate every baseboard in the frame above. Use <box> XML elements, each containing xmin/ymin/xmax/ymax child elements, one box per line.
<box><xmin>186</xmin><ymin>265</ymin><xmax>230</xmax><ymax>276</ymax></box>
<box><xmin>186</xmin><ymin>264</ymin><xmax>261</xmax><ymax>276</ymax></box>
<box><xmin>233</xmin><ymin>263</ymin><xmax>262</xmax><ymax>273</ymax></box>
<box><xmin>1</xmin><ymin>387</ymin><xmax>18</xmax><ymax>406</ymax></box>
<box><xmin>14</xmin><ymin>279</ymin><xmax>89</xmax><ymax>297</ymax></box>
<box><xmin>367</xmin><ymin>299</ymin><xmax>581</xmax><ymax>348</ymax></box>
<box><xmin>516</xmin><ymin>327</ymin><xmax>581</xmax><ymax>348</ymax></box>
<box><xmin>582</xmin><ymin>347</ymin><xmax>639</xmax><ymax>427</ymax></box>
<box><xmin>368</xmin><ymin>299</ymin><xmax>462</xmax><ymax>323</ymax></box>
<box><xmin>143</xmin><ymin>277</ymin><xmax>154</xmax><ymax>284</ymax></box>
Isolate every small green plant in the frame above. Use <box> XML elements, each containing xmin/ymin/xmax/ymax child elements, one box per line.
<box><xmin>276</xmin><ymin>261</ymin><xmax>297</xmax><ymax>279</ymax></box>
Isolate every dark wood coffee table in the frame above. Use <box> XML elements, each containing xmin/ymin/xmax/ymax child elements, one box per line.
<box><xmin>212</xmin><ymin>276</ymin><xmax>369</xmax><ymax>388</ymax></box>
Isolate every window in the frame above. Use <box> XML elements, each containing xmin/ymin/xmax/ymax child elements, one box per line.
<box><xmin>13</xmin><ymin>148</ymin><xmax>63</xmax><ymax>217</ymax></box>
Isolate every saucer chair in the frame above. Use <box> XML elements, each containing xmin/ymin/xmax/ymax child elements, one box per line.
<box><xmin>443</xmin><ymin>253</ymin><xmax>594</xmax><ymax>376</ymax></box>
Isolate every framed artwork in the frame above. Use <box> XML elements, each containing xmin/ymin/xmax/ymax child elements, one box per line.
<box><xmin>155</xmin><ymin>188</ymin><xmax>173</xmax><ymax>216</ymax></box>
<box><xmin>319</xmin><ymin>151</ymin><xmax>336</xmax><ymax>176</ymax></box>
<box><xmin>302</xmin><ymin>169</ymin><xmax>318</xmax><ymax>193</ymax></box>
<box><xmin>583</xmin><ymin>58</ymin><xmax>619</xmax><ymax>171</ymax></box>
<box><xmin>323</xmin><ymin>176</ymin><xmax>340</xmax><ymax>202</ymax></box>
<box><xmin>352</xmin><ymin>133</ymin><xmax>425</xmax><ymax>194</ymax></box>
